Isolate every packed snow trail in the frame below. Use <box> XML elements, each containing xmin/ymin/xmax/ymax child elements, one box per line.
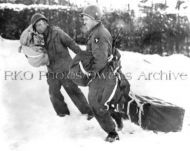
<box><xmin>0</xmin><ymin>38</ymin><xmax>190</xmax><ymax>151</ymax></box>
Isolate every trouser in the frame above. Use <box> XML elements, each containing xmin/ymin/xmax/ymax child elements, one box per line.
<box><xmin>88</xmin><ymin>68</ymin><xmax>131</xmax><ymax>133</ymax></box>
<box><xmin>88</xmin><ymin>71</ymin><xmax>118</xmax><ymax>134</ymax></box>
<box><xmin>47</xmin><ymin>72</ymin><xmax>92</xmax><ymax>116</ymax></box>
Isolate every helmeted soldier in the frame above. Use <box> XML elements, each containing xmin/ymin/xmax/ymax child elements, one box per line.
<box><xmin>72</xmin><ymin>5</ymin><xmax>129</xmax><ymax>142</ymax></box>
<box><xmin>30</xmin><ymin>13</ymin><xmax>93</xmax><ymax>119</ymax></box>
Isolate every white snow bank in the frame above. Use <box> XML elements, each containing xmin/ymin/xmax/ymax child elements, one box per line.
<box><xmin>0</xmin><ymin>3</ymin><xmax>73</xmax><ymax>11</ymax></box>
<box><xmin>0</xmin><ymin>38</ymin><xmax>190</xmax><ymax>151</ymax></box>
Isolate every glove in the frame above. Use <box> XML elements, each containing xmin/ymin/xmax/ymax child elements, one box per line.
<box><xmin>70</xmin><ymin>51</ymin><xmax>94</xmax><ymax>71</ymax></box>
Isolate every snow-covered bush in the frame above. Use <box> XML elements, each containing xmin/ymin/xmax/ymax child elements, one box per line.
<box><xmin>0</xmin><ymin>3</ymin><xmax>190</xmax><ymax>56</ymax></box>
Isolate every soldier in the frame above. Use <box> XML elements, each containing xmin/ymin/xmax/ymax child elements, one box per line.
<box><xmin>19</xmin><ymin>24</ymin><xmax>49</xmax><ymax>67</ymax></box>
<box><xmin>30</xmin><ymin>13</ymin><xmax>93</xmax><ymax>119</ymax></box>
<box><xmin>78</xmin><ymin>5</ymin><xmax>126</xmax><ymax>142</ymax></box>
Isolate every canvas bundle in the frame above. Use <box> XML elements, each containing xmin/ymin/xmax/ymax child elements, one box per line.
<box><xmin>124</xmin><ymin>92</ymin><xmax>185</xmax><ymax>132</ymax></box>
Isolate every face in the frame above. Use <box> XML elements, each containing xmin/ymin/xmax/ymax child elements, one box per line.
<box><xmin>34</xmin><ymin>20</ymin><xmax>48</xmax><ymax>34</ymax></box>
<box><xmin>82</xmin><ymin>16</ymin><xmax>96</xmax><ymax>32</ymax></box>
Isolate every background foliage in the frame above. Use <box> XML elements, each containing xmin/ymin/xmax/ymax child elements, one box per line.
<box><xmin>0</xmin><ymin>0</ymin><xmax>190</xmax><ymax>56</ymax></box>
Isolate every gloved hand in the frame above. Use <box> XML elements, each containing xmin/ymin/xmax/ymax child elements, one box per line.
<box><xmin>70</xmin><ymin>51</ymin><xmax>94</xmax><ymax>71</ymax></box>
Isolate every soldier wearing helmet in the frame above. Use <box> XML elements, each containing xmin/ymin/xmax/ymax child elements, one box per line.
<box><xmin>25</xmin><ymin>13</ymin><xmax>93</xmax><ymax>119</ymax></box>
<box><xmin>74</xmin><ymin>5</ymin><xmax>123</xmax><ymax>142</ymax></box>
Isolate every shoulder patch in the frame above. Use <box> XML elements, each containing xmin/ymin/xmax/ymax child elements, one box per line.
<box><xmin>94</xmin><ymin>37</ymin><xmax>99</xmax><ymax>43</ymax></box>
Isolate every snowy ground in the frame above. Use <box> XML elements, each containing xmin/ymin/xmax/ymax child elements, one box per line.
<box><xmin>0</xmin><ymin>38</ymin><xmax>190</xmax><ymax>151</ymax></box>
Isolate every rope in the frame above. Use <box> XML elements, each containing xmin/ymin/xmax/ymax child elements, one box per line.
<box><xmin>104</xmin><ymin>56</ymin><xmax>121</xmax><ymax>110</ymax></box>
<box><xmin>128</xmin><ymin>91</ymin><xmax>145</xmax><ymax>127</ymax></box>
<box><xmin>127</xmin><ymin>98</ymin><xmax>134</xmax><ymax>122</ymax></box>
<box><xmin>79</xmin><ymin>61</ymin><xmax>90</xmax><ymax>76</ymax></box>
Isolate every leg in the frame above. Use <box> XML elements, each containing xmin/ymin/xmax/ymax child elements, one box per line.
<box><xmin>61</xmin><ymin>79</ymin><xmax>93</xmax><ymax>116</ymax></box>
<box><xmin>109</xmin><ymin>86</ymin><xmax>125</xmax><ymax>128</ymax></box>
<box><xmin>47</xmin><ymin>75</ymin><xmax>70</xmax><ymax>116</ymax></box>
<box><xmin>110</xmin><ymin>110</ymin><xmax>123</xmax><ymax>130</ymax></box>
<box><xmin>88</xmin><ymin>86</ymin><xmax>116</xmax><ymax>133</ymax></box>
<box><xmin>88</xmin><ymin>78</ymin><xmax>119</xmax><ymax>142</ymax></box>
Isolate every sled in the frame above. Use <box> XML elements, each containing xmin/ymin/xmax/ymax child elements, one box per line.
<box><xmin>123</xmin><ymin>91</ymin><xmax>185</xmax><ymax>132</ymax></box>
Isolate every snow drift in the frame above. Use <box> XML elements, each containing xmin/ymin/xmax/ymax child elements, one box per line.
<box><xmin>0</xmin><ymin>38</ymin><xmax>190</xmax><ymax>151</ymax></box>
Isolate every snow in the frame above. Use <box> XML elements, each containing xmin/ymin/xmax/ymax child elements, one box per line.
<box><xmin>0</xmin><ymin>3</ymin><xmax>72</xmax><ymax>11</ymax></box>
<box><xmin>0</xmin><ymin>38</ymin><xmax>190</xmax><ymax>151</ymax></box>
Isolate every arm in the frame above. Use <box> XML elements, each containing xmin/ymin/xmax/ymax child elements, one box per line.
<box><xmin>70</xmin><ymin>51</ymin><xmax>93</xmax><ymax>68</ymax></box>
<box><xmin>59</xmin><ymin>30</ymin><xmax>81</xmax><ymax>54</ymax></box>
<box><xmin>90</xmin><ymin>35</ymin><xmax>109</xmax><ymax>73</ymax></box>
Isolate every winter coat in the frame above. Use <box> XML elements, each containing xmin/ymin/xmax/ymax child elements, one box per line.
<box><xmin>43</xmin><ymin>26</ymin><xmax>82</xmax><ymax>73</ymax></box>
<box><xmin>69</xmin><ymin>22</ymin><xmax>113</xmax><ymax>86</ymax></box>
<box><xmin>85</xmin><ymin>22</ymin><xmax>113</xmax><ymax>73</ymax></box>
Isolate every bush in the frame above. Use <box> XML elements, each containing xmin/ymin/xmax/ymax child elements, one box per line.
<box><xmin>0</xmin><ymin>5</ymin><xmax>190</xmax><ymax>56</ymax></box>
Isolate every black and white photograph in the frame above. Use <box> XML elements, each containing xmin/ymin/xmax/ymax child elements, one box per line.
<box><xmin>0</xmin><ymin>0</ymin><xmax>189</xmax><ymax>151</ymax></box>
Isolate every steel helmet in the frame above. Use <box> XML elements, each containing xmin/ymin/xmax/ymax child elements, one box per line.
<box><xmin>81</xmin><ymin>5</ymin><xmax>102</xmax><ymax>21</ymax></box>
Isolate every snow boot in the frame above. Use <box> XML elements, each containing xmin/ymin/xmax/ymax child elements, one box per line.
<box><xmin>105</xmin><ymin>131</ymin><xmax>119</xmax><ymax>142</ymax></box>
<box><xmin>87</xmin><ymin>114</ymin><xmax>94</xmax><ymax>120</ymax></box>
<box><xmin>57</xmin><ymin>108</ymin><xmax>70</xmax><ymax>117</ymax></box>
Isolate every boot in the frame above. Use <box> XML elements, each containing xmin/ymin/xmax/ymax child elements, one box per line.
<box><xmin>57</xmin><ymin>110</ymin><xmax>70</xmax><ymax>117</ymax></box>
<box><xmin>105</xmin><ymin>131</ymin><xmax>119</xmax><ymax>143</ymax></box>
<box><xmin>84</xmin><ymin>109</ymin><xmax>94</xmax><ymax>120</ymax></box>
<box><xmin>56</xmin><ymin>106</ymin><xmax>70</xmax><ymax>117</ymax></box>
<box><xmin>87</xmin><ymin>113</ymin><xmax>94</xmax><ymax>120</ymax></box>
